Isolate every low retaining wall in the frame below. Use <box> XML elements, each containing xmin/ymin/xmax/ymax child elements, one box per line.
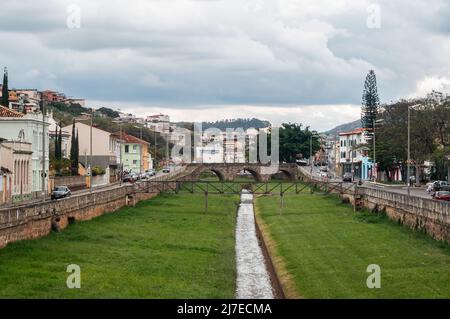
<box><xmin>53</xmin><ymin>175</ymin><xmax>87</xmax><ymax>191</ymax></box>
<box><xmin>298</xmin><ymin>169</ymin><xmax>450</xmax><ymax>244</ymax></box>
<box><xmin>0</xmin><ymin>167</ymin><xmax>187</xmax><ymax>249</ymax></box>
<box><xmin>1</xmin><ymin>182</ymin><xmax>163</xmax><ymax>249</ymax></box>
<box><xmin>361</xmin><ymin>187</ymin><xmax>450</xmax><ymax>243</ymax></box>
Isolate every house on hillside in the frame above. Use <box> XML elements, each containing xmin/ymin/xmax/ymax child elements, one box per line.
<box><xmin>63</xmin><ymin>122</ymin><xmax>122</xmax><ymax>182</ymax></box>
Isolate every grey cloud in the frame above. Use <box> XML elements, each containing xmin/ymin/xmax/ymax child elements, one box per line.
<box><xmin>0</xmin><ymin>0</ymin><xmax>449</xmax><ymax>127</ymax></box>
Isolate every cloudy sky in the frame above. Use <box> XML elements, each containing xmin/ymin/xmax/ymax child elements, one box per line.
<box><xmin>1</xmin><ymin>0</ymin><xmax>449</xmax><ymax>131</ymax></box>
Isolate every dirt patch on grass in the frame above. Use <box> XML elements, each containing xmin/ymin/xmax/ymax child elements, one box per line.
<box><xmin>254</xmin><ymin>199</ymin><xmax>302</xmax><ymax>299</ymax></box>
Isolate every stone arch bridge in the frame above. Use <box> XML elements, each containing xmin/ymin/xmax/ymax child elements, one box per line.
<box><xmin>183</xmin><ymin>163</ymin><xmax>299</xmax><ymax>182</ymax></box>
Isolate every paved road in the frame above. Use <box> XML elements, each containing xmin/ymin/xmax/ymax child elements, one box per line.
<box><xmin>300</xmin><ymin>165</ymin><xmax>431</xmax><ymax>199</ymax></box>
<box><xmin>1</xmin><ymin>166</ymin><xmax>185</xmax><ymax>209</ymax></box>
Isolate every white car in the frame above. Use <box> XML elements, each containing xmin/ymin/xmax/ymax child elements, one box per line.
<box><xmin>162</xmin><ymin>167</ymin><xmax>171</xmax><ymax>173</ymax></box>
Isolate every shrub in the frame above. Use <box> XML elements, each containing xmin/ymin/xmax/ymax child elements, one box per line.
<box><xmin>91</xmin><ymin>166</ymin><xmax>106</xmax><ymax>176</ymax></box>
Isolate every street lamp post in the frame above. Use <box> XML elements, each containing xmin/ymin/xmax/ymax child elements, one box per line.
<box><xmin>407</xmin><ymin>105</ymin><xmax>411</xmax><ymax>196</ymax></box>
<box><xmin>41</xmin><ymin>100</ymin><xmax>47</xmax><ymax>202</ymax></box>
<box><xmin>310</xmin><ymin>135</ymin><xmax>313</xmax><ymax>176</ymax></box>
<box><xmin>310</xmin><ymin>133</ymin><xmax>319</xmax><ymax>177</ymax></box>
<box><xmin>154</xmin><ymin>130</ymin><xmax>157</xmax><ymax>169</ymax></box>
<box><xmin>372</xmin><ymin>118</ymin><xmax>384</xmax><ymax>182</ymax></box>
<box><xmin>80</xmin><ymin>111</ymin><xmax>93</xmax><ymax>192</ymax></box>
<box><xmin>133</xmin><ymin>124</ymin><xmax>144</xmax><ymax>176</ymax></box>
<box><xmin>407</xmin><ymin>104</ymin><xmax>421</xmax><ymax>196</ymax></box>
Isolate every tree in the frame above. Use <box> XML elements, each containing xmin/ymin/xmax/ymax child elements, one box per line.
<box><xmin>361</xmin><ymin>70</ymin><xmax>380</xmax><ymax>159</ymax></box>
<box><xmin>1</xmin><ymin>67</ymin><xmax>9</xmax><ymax>107</ymax></box>
<box><xmin>277</xmin><ymin>123</ymin><xmax>320</xmax><ymax>163</ymax></box>
<box><xmin>58</xmin><ymin>122</ymin><xmax>63</xmax><ymax>159</ymax></box>
<box><xmin>375</xmin><ymin>98</ymin><xmax>444</xmax><ymax>182</ymax></box>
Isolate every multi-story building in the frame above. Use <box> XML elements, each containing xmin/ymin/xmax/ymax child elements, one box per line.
<box><xmin>0</xmin><ymin>106</ymin><xmax>50</xmax><ymax>198</ymax></box>
<box><xmin>119</xmin><ymin>132</ymin><xmax>150</xmax><ymax>173</ymax></box>
<box><xmin>63</xmin><ymin>122</ymin><xmax>121</xmax><ymax>182</ymax></box>
<box><xmin>145</xmin><ymin>113</ymin><xmax>170</xmax><ymax>136</ymax></box>
<box><xmin>0</xmin><ymin>138</ymin><xmax>33</xmax><ymax>203</ymax></box>
<box><xmin>195</xmin><ymin>144</ymin><xmax>223</xmax><ymax>163</ymax></box>
<box><xmin>64</xmin><ymin>98</ymin><xmax>85</xmax><ymax>107</ymax></box>
<box><xmin>41</xmin><ymin>90</ymin><xmax>66</xmax><ymax>104</ymax></box>
<box><xmin>338</xmin><ymin>128</ymin><xmax>373</xmax><ymax>180</ymax></box>
<box><xmin>223</xmin><ymin>131</ymin><xmax>246</xmax><ymax>163</ymax></box>
<box><xmin>0</xmin><ymin>138</ymin><xmax>13</xmax><ymax>205</ymax></box>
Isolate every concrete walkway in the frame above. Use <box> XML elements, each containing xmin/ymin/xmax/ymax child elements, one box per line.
<box><xmin>235</xmin><ymin>190</ymin><xmax>274</xmax><ymax>299</ymax></box>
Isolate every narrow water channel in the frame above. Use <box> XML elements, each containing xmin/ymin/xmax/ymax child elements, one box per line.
<box><xmin>235</xmin><ymin>190</ymin><xmax>274</xmax><ymax>299</ymax></box>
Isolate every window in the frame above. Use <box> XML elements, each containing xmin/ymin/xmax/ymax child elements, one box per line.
<box><xmin>133</xmin><ymin>145</ymin><xmax>137</xmax><ymax>151</ymax></box>
<box><xmin>133</xmin><ymin>160</ymin><xmax>138</xmax><ymax>165</ymax></box>
<box><xmin>125</xmin><ymin>145</ymin><xmax>129</xmax><ymax>153</ymax></box>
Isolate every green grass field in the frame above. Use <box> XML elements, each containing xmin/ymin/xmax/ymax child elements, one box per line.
<box><xmin>0</xmin><ymin>193</ymin><xmax>237</xmax><ymax>298</ymax></box>
<box><xmin>255</xmin><ymin>193</ymin><xmax>450</xmax><ymax>298</ymax></box>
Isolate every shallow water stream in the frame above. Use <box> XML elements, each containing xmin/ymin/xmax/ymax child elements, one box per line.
<box><xmin>235</xmin><ymin>191</ymin><xmax>274</xmax><ymax>299</ymax></box>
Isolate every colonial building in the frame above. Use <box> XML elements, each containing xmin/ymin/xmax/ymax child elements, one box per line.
<box><xmin>119</xmin><ymin>132</ymin><xmax>150</xmax><ymax>173</ymax></box>
<box><xmin>0</xmin><ymin>106</ymin><xmax>51</xmax><ymax>198</ymax></box>
<box><xmin>338</xmin><ymin>128</ymin><xmax>373</xmax><ymax>180</ymax></box>
<box><xmin>0</xmin><ymin>138</ymin><xmax>33</xmax><ymax>203</ymax></box>
<box><xmin>145</xmin><ymin>113</ymin><xmax>170</xmax><ymax>136</ymax></box>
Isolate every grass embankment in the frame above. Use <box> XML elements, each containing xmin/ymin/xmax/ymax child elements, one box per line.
<box><xmin>255</xmin><ymin>193</ymin><xmax>450</xmax><ymax>298</ymax></box>
<box><xmin>0</xmin><ymin>193</ymin><xmax>237</xmax><ymax>298</ymax></box>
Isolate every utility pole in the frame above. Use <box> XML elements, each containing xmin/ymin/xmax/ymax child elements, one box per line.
<box><xmin>41</xmin><ymin>100</ymin><xmax>46</xmax><ymax>202</ymax></box>
<box><xmin>89</xmin><ymin>110</ymin><xmax>93</xmax><ymax>192</ymax></box>
<box><xmin>351</xmin><ymin>143</ymin><xmax>354</xmax><ymax>182</ymax></box>
<box><xmin>407</xmin><ymin>105</ymin><xmax>411</xmax><ymax>197</ymax></box>
<box><xmin>310</xmin><ymin>135</ymin><xmax>313</xmax><ymax>177</ymax></box>
<box><xmin>119</xmin><ymin>123</ymin><xmax>123</xmax><ymax>185</ymax></box>
<box><xmin>154</xmin><ymin>130</ymin><xmax>157</xmax><ymax>169</ymax></box>
<box><xmin>373</xmin><ymin>119</ymin><xmax>376</xmax><ymax>182</ymax></box>
<box><xmin>139</xmin><ymin>125</ymin><xmax>143</xmax><ymax>175</ymax></box>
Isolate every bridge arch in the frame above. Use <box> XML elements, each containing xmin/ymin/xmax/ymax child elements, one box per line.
<box><xmin>194</xmin><ymin>167</ymin><xmax>225</xmax><ymax>181</ymax></box>
<box><xmin>270</xmin><ymin>169</ymin><xmax>295</xmax><ymax>181</ymax></box>
<box><xmin>238</xmin><ymin>167</ymin><xmax>262</xmax><ymax>182</ymax></box>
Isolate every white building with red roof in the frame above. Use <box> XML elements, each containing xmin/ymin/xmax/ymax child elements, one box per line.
<box><xmin>338</xmin><ymin>127</ymin><xmax>374</xmax><ymax>180</ymax></box>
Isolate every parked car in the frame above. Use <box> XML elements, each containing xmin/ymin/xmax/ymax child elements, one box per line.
<box><xmin>432</xmin><ymin>191</ymin><xmax>450</xmax><ymax>201</ymax></box>
<box><xmin>146</xmin><ymin>169</ymin><xmax>156</xmax><ymax>177</ymax></box>
<box><xmin>343</xmin><ymin>173</ymin><xmax>353</xmax><ymax>182</ymax></box>
<box><xmin>122</xmin><ymin>175</ymin><xmax>135</xmax><ymax>183</ymax></box>
<box><xmin>51</xmin><ymin>186</ymin><xmax>71</xmax><ymax>200</ymax></box>
<box><xmin>129</xmin><ymin>172</ymin><xmax>139</xmax><ymax>181</ymax></box>
<box><xmin>162</xmin><ymin>166</ymin><xmax>171</xmax><ymax>173</ymax></box>
<box><xmin>433</xmin><ymin>181</ymin><xmax>450</xmax><ymax>192</ymax></box>
<box><xmin>426</xmin><ymin>182</ymin><xmax>434</xmax><ymax>193</ymax></box>
<box><xmin>320</xmin><ymin>166</ymin><xmax>328</xmax><ymax>172</ymax></box>
<box><xmin>296</xmin><ymin>160</ymin><xmax>308</xmax><ymax>166</ymax></box>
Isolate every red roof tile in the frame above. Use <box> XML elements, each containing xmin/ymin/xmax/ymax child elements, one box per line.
<box><xmin>119</xmin><ymin>132</ymin><xmax>149</xmax><ymax>145</ymax></box>
<box><xmin>0</xmin><ymin>105</ymin><xmax>24</xmax><ymax>118</ymax></box>
<box><xmin>339</xmin><ymin>127</ymin><xmax>366</xmax><ymax>136</ymax></box>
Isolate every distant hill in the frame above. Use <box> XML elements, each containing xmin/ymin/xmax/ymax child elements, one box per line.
<box><xmin>176</xmin><ymin>118</ymin><xmax>271</xmax><ymax>131</ymax></box>
<box><xmin>324</xmin><ymin>119</ymin><xmax>361</xmax><ymax>136</ymax></box>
